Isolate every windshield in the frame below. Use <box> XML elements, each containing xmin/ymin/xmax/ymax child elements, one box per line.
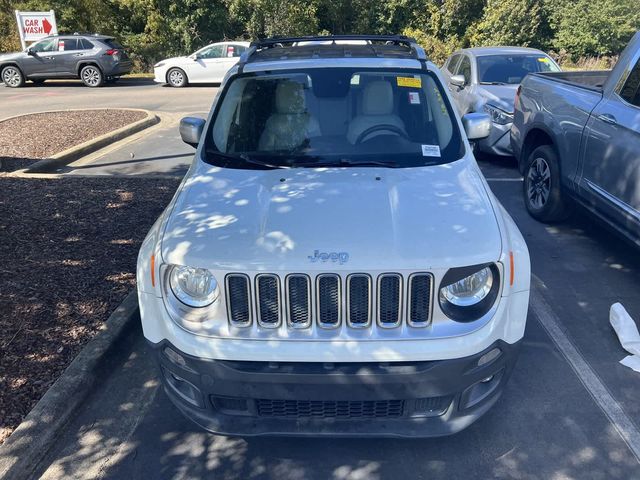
<box><xmin>477</xmin><ymin>54</ymin><xmax>560</xmax><ymax>85</ymax></box>
<box><xmin>206</xmin><ymin>68</ymin><xmax>464</xmax><ymax>169</ymax></box>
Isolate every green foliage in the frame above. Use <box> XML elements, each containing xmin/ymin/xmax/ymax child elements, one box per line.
<box><xmin>550</xmin><ymin>0</ymin><xmax>640</xmax><ymax>58</ymax></box>
<box><xmin>469</xmin><ymin>0</ymin><xmax>546</xmax><ymax>48</ymax></box>
<box><xmin>1</xmin><ymin>0</ymin><xmax>638</xmax><ymax>71</ymax></box>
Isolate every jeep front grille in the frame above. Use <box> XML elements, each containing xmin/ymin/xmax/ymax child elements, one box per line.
<box><xmin>256</xmin><ymin>274</ymin><xmax>281</xmax><ymax>327</ymax></box>
<box><xmin>286</xmin><ymin>274</ymin><xmax>311</xmax><ymax>328</ymax></box>
<box><xmin>225</xmin><ymin>274</ymin><xmax>251</xmax><ymax>326</ymax></box>
<box><xmin>225</xmin><ymin>272</ymin><xmax>433</xmax><ymax>330</ymax></box>
<box><xmin>408</xmin><ymin>273</ymin><xmax>432</xmax><ymax>326</ymax></box>
<box><xmin>317</xmin><ymin>274</ymin><xmax>341</xmax><ymax>327</ymax></box>
<box><xmin>347</xmin><ymin>274</ymin><xmax>372</xmax><ymax>327</ymax></box>
<box><xmin>378</xmin><ymin>273</ymin><xmax>402</xmax><ymax>327</ymax></box>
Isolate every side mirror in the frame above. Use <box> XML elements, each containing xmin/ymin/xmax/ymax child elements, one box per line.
<box><xmin>450</xmin><ymin>74</ymin><xmax>466</xmax><ymax>89</ymax></box>
<box><xmin>188</xmin><ymin>53</ymin><xmax>199</xmax><ymax>61</ymax></box>
<box><xmin>180</xmin><ymin>117</ymin><xmax>205</xmax><ymax>147</ymax></box>
<box><xmin>462</xmin><ymin>112</ymin><xmax>491</xmax><ymax>141</ymax></box>
<box><xmin>27</xmin><ymin>48</ymin><xmax>36</xmax><ymax>56</ymax></box>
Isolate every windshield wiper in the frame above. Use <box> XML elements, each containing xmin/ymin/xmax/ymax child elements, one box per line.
<box><xmin>208</xmin><ymin>150</ymin><xmax>286</xmax><ymax>169</ymax></box>
<box><xmin>293</xmin><ymin>158</ymin><xmax>399</xmax><ymax>168</ymax></box>
<box><xmin>480</xmin><ymin>81</ymin><xmax>510</xmax><ymax>85</ymax></box>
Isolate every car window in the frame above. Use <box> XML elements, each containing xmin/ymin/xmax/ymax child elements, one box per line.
<box><xmin>619</xmin><ymin>58</ymin><xmax>640</xmax><ymax>107</ymax></box>
<box><xmin>445</xmin><ymin>54</ymin><xmax>461</xmax><ymax>73</ymax></box>
<box><xmin>31</xmin><ymin>38</ymin><xmax>58</xmax><ymax>53</ymax></box>
<box><xmin>456</xmin><ymin>56</ymin><xmax>471</xmax><ymax>84</ymax></box>
<box><xmin>476</xmin><ymin>54</ymin><xmax>560</xmax><ymax>85</ymax></box>
<box><xmin>59</xmin><ymin>38</ymin><xmax>78</xmax><ymax>51</ymax></box>
<box><xmin>103</xmin><ymin>39</ymin><xmax>125</xmax><ymax>50</ymax></box>
<box><xmin>207</xmin><ymin>68</ymin><xmax>464</xmax><ymax>170</ymax></box>
<box><xmin>199</xmin><ymin>45</ymin><xmax>224</xmax><ymax>59</ymax></box>
<box><xmin>226</xmin><ymin>45</ymin><xmax>247</xmax><ymax>57</ymax></box>
<box><xmin>79</xmin><ymin>39</ymin><xmax>94</xmax><ymax>50</ymax></box>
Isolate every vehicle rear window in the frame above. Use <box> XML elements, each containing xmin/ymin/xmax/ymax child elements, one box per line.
<box><xmin>477</xmin><ymin>54</ymin><xmax>560</xmax><ymax>85</ymax></box>
<box><xmin>206</xmin><ymin>68</ymin><xmax>464</xmax><ymax>170</ymax></box>
<box><xmin>103</xmin><ymin>39</ymin><xmax>125</xmax><ymax>50</ymax></box>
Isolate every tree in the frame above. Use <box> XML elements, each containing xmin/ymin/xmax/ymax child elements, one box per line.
<box><xmin>550</xmin><ymin>0</ymin><xmax>640</xmax><ymax>58</ymax></box>
<box><xmin>469</xmin><ymin>0</ymin><xmax>548</xmax><ymax>48</ymax></box>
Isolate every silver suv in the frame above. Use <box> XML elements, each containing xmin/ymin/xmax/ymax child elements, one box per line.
<box><xmin>0</xmin><ymin>34</ymin><xmax>132</xmax><ymax>88</ymax></box>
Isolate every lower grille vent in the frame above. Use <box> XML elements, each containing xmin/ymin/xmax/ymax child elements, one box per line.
<box><xmin>257</xmin><ymin>399</ymin><xmax>404</xmax><ymax>419</ymax></box>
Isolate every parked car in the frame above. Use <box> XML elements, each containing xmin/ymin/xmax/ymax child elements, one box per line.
<box><xmin>511</xmin><ymin>32</ymin><xmax>640</xmax><ymax>246</ymax></box>
<box><xmin>153</xmin><ymin>41</ymin><xmax>250</xmax><ymax>87</ymax></box>
<box><xmin>137</xmin><ymin>35</ymin><xmax>531</xmax><ymax>437</ymax></box>
<box><xmin>0</xmin><ymin>34</ymin><xmax>132</xmax><ymax>87</ymax></box>
<box><xmin>442</xmin><ymin>47</ymin><xmax>560</xmax><ymax>156</ymax></box>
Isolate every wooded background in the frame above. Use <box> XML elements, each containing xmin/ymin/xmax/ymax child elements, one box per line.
<box><xmin>1</xmin><ymin>0</ymin><xmax>639</xmax><ymax>71</ymax></box>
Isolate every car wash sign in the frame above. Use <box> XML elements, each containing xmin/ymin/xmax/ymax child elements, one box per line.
<box><xmin>15</xmin><ymin>10</ymin><xmax>58</xmax><ymax>49</ymax></box>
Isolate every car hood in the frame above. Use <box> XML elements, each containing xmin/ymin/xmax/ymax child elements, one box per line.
<box><xmin>161</xmin><ymin>159</ymin><xmax>502</xmax><ymax>271</ymax></box>
<box><xmin>156</xmin><ymin>56</ymin><xmax>190</xmax><ymax>66</ymax></box>
<box><xmin>476</xmin><ymin>84</ymin><xmax>519</xmax><ymax>113</ymax></box>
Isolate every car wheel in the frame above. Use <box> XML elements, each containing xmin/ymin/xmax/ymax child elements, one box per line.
<box><xmin>167</xmin><ymin>68</ymin><xmax>188</xmax><ymax>88</ymax></box>
<box><xmin>523</xmin><ymin>145</ymin><xmax>572</xmax><ymax>222</ymax></box>
<box><xmin>80</xmin><ymin>65</ymin><xmax>105</xmax><ymax>87</ymax></box>
<box><xmin>1</xmin><ymin>66</ymin><xmax>25</xmax><ymax>88</ymax></box>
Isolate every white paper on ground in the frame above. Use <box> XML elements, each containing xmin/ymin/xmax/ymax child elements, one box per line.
<box><xmin>621</xmin><ymin>355</ymin><xmax>640</xmax><ymax>373</ymax></box>
<box><xmin>610</xmin><ymin>302</ymin><xmax>640</xmax><ymax>372</ymax></box>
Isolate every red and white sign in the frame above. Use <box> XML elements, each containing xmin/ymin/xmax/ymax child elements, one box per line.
<box><xmin>15</xmin><ymin>10</ymin><xmax>58</xmax><ymax>49</ymax></box>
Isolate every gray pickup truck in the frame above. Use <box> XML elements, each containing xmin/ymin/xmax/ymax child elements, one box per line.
<box><xmin>511</xmin><ymin>32</ymin><xmax>640</xmax><ymax>246</ymax></box>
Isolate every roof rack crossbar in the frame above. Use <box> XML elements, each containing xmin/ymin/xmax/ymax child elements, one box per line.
<box><xmin>236</xmin><ymin>34</ymin><xmax>428</xmax><ymax>71</ymax></box>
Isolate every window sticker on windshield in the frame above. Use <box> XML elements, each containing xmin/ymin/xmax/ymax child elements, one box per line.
<box><xmin>408</xmin><ymin>91</ymin><xmax>420</xmax><ymax>104</ymax></box>
<box><xmin>422</xmin><ymin>145</ymin><xmax>441</xmax><ymax>157</ymax></box>
<box><xmin>397</xmin><ymin>76</ymin><xmax>422</xmax><ymax>88</ymax></box>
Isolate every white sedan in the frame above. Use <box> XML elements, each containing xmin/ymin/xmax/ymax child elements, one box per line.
<box><xmin>153</xmin><ymin>41</ymin><xmax>250</xmax><ymax>87</ymax></box>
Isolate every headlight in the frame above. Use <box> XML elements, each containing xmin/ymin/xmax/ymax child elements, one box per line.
<box><xmin>169</xmin><ymin>265</ymin><xmax>219</xmax><ymax>307</ymax></box>
<box><xmin>483</xmin><ymin>104</ymin><xmax>513</xmax><ymax>125</ymax></box>
<box><xmin>439</xmin><ymin>264</ymin><xmax>500</xmax><ymax>322</ymax></box>
<box><xmin>154</xmin><ymin>62</ymin><xmax>165</xmax><ymax>68</ymax></box>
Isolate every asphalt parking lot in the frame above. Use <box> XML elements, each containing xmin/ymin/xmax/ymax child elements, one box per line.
<box><xmin>3</xmin><ymin>82</ymin><xmax>640</xmax><ymax>479</ymax></box>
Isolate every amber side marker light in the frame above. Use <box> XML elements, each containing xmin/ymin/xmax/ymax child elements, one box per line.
<box><xmin>509</xmin><ymin>251</ymin><xmax>514</xmax><ymax>286</ymax></box>
<box><xmin>151</xmin><ymin>254</ymin><xmax>156</xmax><ymax>287</ymax></box>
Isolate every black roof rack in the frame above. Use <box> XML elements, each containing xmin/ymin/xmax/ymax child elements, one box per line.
<box><xmin>237</xmin><ymin>35</ymin><xmax>428</xmax><ymax>74</ymax></box>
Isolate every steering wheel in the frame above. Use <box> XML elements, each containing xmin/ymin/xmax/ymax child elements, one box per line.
<box><xmin>355</xmin><ymin>124</ymin><xmax>409</xmax><ymax>144</ymax></box>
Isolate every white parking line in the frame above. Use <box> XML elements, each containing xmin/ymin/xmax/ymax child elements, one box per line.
<box><xmin>531</xmin><ymin>276</ymin><xmax>640</xmax><ymax>463</ymax></box>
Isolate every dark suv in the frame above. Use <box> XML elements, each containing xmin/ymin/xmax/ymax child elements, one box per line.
<box><xmin>0</xmin><ymin>34</ymin><xmax>132</xmax><ymax>88</ymax></box>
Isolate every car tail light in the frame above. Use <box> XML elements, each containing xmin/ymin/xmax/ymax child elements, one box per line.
<box><xmin>105</xmin><ymin>49</ymin><xmax>118</xmax><ymax>56</ymax></box>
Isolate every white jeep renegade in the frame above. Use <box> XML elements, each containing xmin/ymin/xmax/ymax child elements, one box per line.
<box><xmin>137</xmin><ymin>35</ymin><xmax>530</xmax><ymax>437</ymax></box>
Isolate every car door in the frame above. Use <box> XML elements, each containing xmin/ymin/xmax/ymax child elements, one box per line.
<box><xmin>55</xmin><ymin>38</ymin><xmax>85</xmax><ymax>75</ymax></box>
<box><xmin>580</xmin><ymin>55</ymin><xmax>640</xmax><ymax>238</ymax></box>
<box><xmin>21</xmin><ymin>38</ymin><xmax>59</xmax><ymax>77</ymax></box>
<box><xmin>185</xmin><ymin>44</ymin><xmax>226</xmax><ymax>83</ymax></box>
<box><xmin>451</xmin><ymin>54</ymin><xmax>474</xmax><ymax>115</ymax></box>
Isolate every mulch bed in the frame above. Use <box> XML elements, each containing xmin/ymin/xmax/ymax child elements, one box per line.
<box><xmin>0</xmin><ymin>176</ymin><xmax>180</xmax><ymax>444</ymax></box>
<box><xmin>0</xmin><ymin>110</ymin><xmax>147</xmax><ymax>173</ymax></box>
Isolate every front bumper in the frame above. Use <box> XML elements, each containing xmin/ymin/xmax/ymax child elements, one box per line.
<box><xmin>478</xmin><ymin>122</ymin><xmax>513</xmax><ymax>156</ymax></box>
<box><xmin>149</xmin><ymin>339</ymin><xmax>521</xmax><ymax>437</ymax></box>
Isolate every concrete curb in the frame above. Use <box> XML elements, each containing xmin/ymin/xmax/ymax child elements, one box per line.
<box><xmin>2</xmin><ymin>108</ymin><xmax>160</xmax><ymax>174</ymax></box>
<box><xmin>0</xmin><ymin>290</ymin><xmax>140</xmax><ymax>480</ymax></box>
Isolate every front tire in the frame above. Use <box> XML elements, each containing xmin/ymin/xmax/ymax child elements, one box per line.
<box><xmin>80</xmin><ymin>65</ymin><xmax>105</xmax><ymax>87</ymax></box>
<box><xmin>523</xmin><ymin>145</ymin><xmax>571</xmax><ymax>222</ymax></box>
<box><xmin>167</xmin><ymin>68</ymin><xmax>188</xmax><ymax>88</ymax></box>
<box><xmin>2</xmin><ymin>66</ymin><xmax>25</xmax><ymax>88</ymax></box>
